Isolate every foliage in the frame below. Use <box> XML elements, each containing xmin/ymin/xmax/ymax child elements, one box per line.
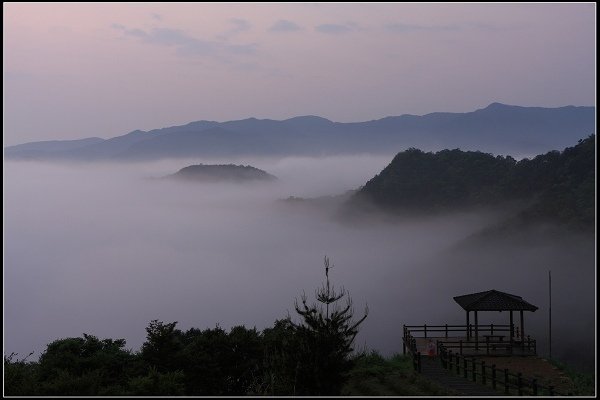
<box><xmin>4</xmin><ymin>352</ymin><xmax>39</xmax><ymax>396</ymax></box>
<box><xmin>341</xmin><ymin>351</ymin><xmax>457</xmax><ymax>396</ymax></box>
<box><xmin>261</xmin><ymin>317</ymin><xmax>309</xmax><ymax>395</ymax></box>
<box><xmin>547</xmin><ymin>358</ymin><xmax>596</xmax><ymax>396</ymax></box>
<box><xmin>141</xmin><ymin>320</ymin><xmax>183</xmax><ymax>373</ymax></box>
<box><xmin>353</xmin><ymin>135</ymin><xmax>595</xmax><ymax>229</ymax></box>
<box><xmin>36</xmin><ymin>334</ymin><xmax>136</xmax><ymax>395</ymax></box>
<box><xmin>287</xmin><ymin>256</ymin><xmax>369</xmax><ymax>395</ymax></box>
<box><xmin>178</xmin><ymin>325</ymin><xmax>264</xmax><ymax>395</ymax></box>
<box><xmin>4</xmin><ymin>256</ymin><xmax>371</xmax><ymax>396</ymax></box>
<box><xmin>126</xmin><ymin>367</ymin><xmax>185</xmax><ymax>396</ymax></box>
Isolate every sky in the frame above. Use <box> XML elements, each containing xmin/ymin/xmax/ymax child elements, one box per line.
<box><xmin>3</xmin><ymin>3</ymin><xmax>596</xmax><ymax>145</ymax></box>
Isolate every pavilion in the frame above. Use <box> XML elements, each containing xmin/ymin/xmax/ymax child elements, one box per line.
<box><xmin>453</xmin><ymin>289</ymin><xmax>538</xmax><ymax>348</ymax></box>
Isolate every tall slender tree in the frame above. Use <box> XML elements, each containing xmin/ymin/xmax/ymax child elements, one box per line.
<box><xmin>291</xmin><ymin>256</ymin><xmax>368</xmax><ymax>395</ymax></box>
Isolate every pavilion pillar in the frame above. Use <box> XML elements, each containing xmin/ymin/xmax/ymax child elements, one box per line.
<box><xmin>520</xmin><ymin>310</ymin><xmax>525</xmax><ymax>349</ymax></box>
<box><xmin>474</xmin><ymin>311</ymin><xmax>479</xmax><ymax>350</ymax></box>
<box><xmin>509</xmin><ymin>311</ymin><xmax>514</xmax><ymax>345</ymax></box>
<box><xmin>466</xmin><ymin>311</ymin><xmax>470</xmax><ymax>340</ymax></box>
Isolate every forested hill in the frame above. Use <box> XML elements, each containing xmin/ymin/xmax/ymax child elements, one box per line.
<box><xmin>351</xmin><ymin>135</ymin><xmax>595</xmax><ymax>229</ymax></box>
<box><xmin>167</xmin><ymin>164</ymin><xmax>277</xmax><ymax>183</ymax></box>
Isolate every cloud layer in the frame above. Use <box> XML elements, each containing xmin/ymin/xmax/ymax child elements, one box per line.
<box><xmin>4</xmin><ymin>156</ymin><xmax>595</xmax><ymax>372</ymax></box>
<box><xmin>113</xmin><ymin>24</ymin><xmax>257</xmax><ymax>57</ymax></box>
<box><xmin>269</xmin><ymin>19</ymin><xmax>302</xmax><ymax>32</ymax></box>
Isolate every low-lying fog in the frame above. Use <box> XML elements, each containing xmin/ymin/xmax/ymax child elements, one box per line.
<box><xmin>4</xmin><ymin>155</ymin><xmax>595</xmax><ymax>372</ymax></box>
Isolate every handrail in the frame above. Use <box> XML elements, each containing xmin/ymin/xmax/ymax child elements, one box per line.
<box><xmin>403</xmin><ymin>325</ymin><xmax>422</xmax><ymax>372</ymax></box>
<box><xmin>404</xmin><ymin>324</ymin><xmax>513</xmax><ymax>340</ymax></box>
<box><xmin>437</xmin><ymin>335</ymin><xmax>536</xmax><ymax>355</ymax></box>
<box><xmin>405</xmin><ymin>324</ymin><xmax>511</xmax><ymax>328</ymax></box>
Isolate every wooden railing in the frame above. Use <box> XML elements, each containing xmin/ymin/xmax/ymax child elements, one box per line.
<box><xmin>437</xmin><ymin>342</ymin><xmax>569</xmax><ymax>396</ymax></box>
<box><xmin>404</xmin><ymin>323</ymin><xmax>512</xmax><ymax>339</ymax></box>
<box><xmin>403</xmin><ymin>324</ymin><xmax>536</xmax><ymax>355</ymax></box>
<box><xmin>402</xmin><ymin>326</ymin><xmax>421</xmax><ymax>372</ymax></box>
<box><xmin>437</xmin><ymin>335</ymin><xmax>536</xmax><ymax>356</ymax></box>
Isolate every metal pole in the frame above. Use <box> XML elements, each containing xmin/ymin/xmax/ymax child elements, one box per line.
<box><xmin>549</xmin><ymin>270</ymin><xmax>552</xmax><ymax>359</ymax></box>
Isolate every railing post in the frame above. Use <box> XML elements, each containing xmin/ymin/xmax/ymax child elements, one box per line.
<box><xmin>491</xmin><ymin>323</ymin><xmax>494</xmax><ymax>335</ymax></box>
<box><xmin>486</xmin><ymin>336</ymin><xmax>490</xmax><ymax>355</ymax></box>
<box><xmin>456</xmin><ymin>353</ymin><xmax>460</xmax><ymax>374</ymax></box>
<box><xmin>445</xmin><ymin>323</ymin><xmax>448</xmax><ymax>339</ymax></box>
<box><xmin>459</xmin><ymin>340</ymin><xmax>463</xmax><ymax>355</ymax></box>
<box><xmin>481</xmin><ymin>361</ymin><xmax>486</xmax><ymax>385</ymax></box>
<box><xmin>492</xmin><ymin>364</ymin><xmax>497</xmax><ymax>390</ymax></box>
<box><xmin>504</xmin><ymin>369</ymin><xmax>509</xmax><ymax>395</ymax></box>
<box><xmin>517</xmin><ymin>372</ymin><xmax>523</xmax><ymax>396</ymax></box>
<box><xmin>424</xmin><ymin>324</ymin><xmax>427</xmax><ymax>338</ymax></box>
<box><xmin>532</xmin><ymin>378</ymin><xmax>538</xmax><ymax>396</ymax></box>
<box><xmin>403</xmin><ymin>325</ymin><xmax>406</xmax><ymax>354</ymax></box>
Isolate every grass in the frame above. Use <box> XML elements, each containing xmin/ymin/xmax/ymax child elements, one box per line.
<box><xmin>547</xmin><ymin>358</ymin><xmax>596</xmax><ymax>396</ymax></box>
<box><xmin>341</xmin><ymin>351</ymin><xmax>458</xmax><ymax>396</ymax></box>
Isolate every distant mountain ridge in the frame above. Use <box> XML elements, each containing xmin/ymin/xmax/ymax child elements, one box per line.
<box><xmin>5</xmin><ymin>103</ymin><xmax>595</xmax><ymax>161</ymax></box>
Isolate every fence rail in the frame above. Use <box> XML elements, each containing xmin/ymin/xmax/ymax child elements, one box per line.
<box><xmin>437</xmin><ymin>342</ymin><xmax>569</xmax><ymax>396</ymax></box>
<box><xmin>437</xmin><ymin>335</ymin><xmax>536</xmax><ymax>356</ymax></box>
<box><xmin>404</xmin><ymin>323</ymin><xmax>512</xmax><ymax>339</ymax></box>
<box><xmin>403</xmin><ymin>324</ymin><xmax>536</xmax><ymax>356</ymax></box>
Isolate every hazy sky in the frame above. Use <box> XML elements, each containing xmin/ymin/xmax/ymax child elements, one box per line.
<box><xmin>3</xmin><ymin>3</ymin><xmax>596</xmax><ymax>145</ymax></box>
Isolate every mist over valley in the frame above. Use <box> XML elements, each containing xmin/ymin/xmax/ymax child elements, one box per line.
<box><xmin>5</xmin><ymin>142</ymin><xmax>595</xmax><ymax>373</ymax></box>
<box><xmin>4</xmin><ymin>4</ymin><xmax>596</xmax><ymax>395</ymax></box>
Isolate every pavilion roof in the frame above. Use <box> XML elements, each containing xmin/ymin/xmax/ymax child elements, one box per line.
<box><xmin>454</xmin><ymin>289</ymin><xmax>538</xmax><ymax>312</ymax></box>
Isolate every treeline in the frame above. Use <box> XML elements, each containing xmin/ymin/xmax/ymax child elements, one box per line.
<box><xmin>353</xmin><ymin>135</ymin><xmax>595</xmax><ymax>229</ymax></box>
<box><xmin>4</xmin><ymin>258</ymin><xmax>368</xmax><ymax>396</ymax></box>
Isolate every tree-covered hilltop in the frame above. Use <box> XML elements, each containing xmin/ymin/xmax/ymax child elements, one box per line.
<box><xmin>351</xmin><ymin>135</ymin><xmax>595</xmax><ymax>229</ymax></box>
<box><xmin>4</xmin><ymin>258</ymin><xmax>369</xmax><ymax>396</ymax></box>
<box><xmin>166</xmin><ymin>164</ymin><xmax>277</xmax><ymax>183</ymax></box>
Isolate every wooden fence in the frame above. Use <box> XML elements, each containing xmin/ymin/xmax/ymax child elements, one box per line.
<box><xmin>403</xmin><ymin>324</ymin><xmax>536</xmax><ymax>355</ymax></box>
<box><xmin>402</xmin><ymin>326</ymin><xmax>421</xmax><ymax>372</ymax></box>
<box><xmin>437</xmin><ymin>342</ymin><xmax>570</xmax><ymax>396</ymax></box>
<box><xmin>437</xmin><ymin>335</ymin><xmax>536</xmax><ymax>356</ymax></box>
<box><xmin>404</xmin><ymin>323</ymin><xmax>512</xmax><ymax>339</ymax></box>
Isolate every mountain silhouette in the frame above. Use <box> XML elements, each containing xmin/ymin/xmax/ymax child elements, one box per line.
<box><xmin>5</xmin><ymin>103</ymin><xmax>594</xmax><ymax>161</ymax></box>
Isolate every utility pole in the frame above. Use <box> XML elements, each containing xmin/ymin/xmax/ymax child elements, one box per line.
<box><xmin>549</xmin><ymin>270</ymin><xmax>552</xmax><ymax>359</ymax></box>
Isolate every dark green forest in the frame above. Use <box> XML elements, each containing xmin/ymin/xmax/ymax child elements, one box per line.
<box><xmin>353</xmin><ymin>135</ymin><xmax>595</xmax><ymax>230</ymax></box>
<box><xmin>4</xmin><ymin>258</ymin><xmax>370</xmax><ymax>396</ymax></box>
